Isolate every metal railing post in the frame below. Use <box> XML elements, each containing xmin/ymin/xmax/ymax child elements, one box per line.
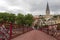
<box><xmin>9</xmin><ymin>23</ymin><xmax>12</xmax><ymax>40</ymax></box>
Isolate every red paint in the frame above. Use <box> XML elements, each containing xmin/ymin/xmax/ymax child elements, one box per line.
<box><xmin>0</xmin><ymin>38</ymin><xmax>2</xmax><ymax>40</ymax></box>
<box><xmin>9</xmin><ymin>23</ymin><xmax>12</xmax><ymax>40</ymax></box>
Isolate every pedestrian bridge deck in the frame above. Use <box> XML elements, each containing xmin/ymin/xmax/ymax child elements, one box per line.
<box><xmin>12</xmin><ymin>30</ymin><xmax>57</xmax><ymax>40</ymax></box>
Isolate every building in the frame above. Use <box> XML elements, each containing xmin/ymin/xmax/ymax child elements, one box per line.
<box><xmin>33</xmin><ymin>2</ymin><xmax>60</xmax><ymax>26</ymax></box>
<box><xmin>41</xmin><ymin>2</ymin><xmax>53</xmax><ymax>20</ymax></box>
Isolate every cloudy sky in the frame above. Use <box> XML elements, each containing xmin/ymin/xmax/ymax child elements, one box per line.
<box><xmin>0</xmin><ymin>0</ymin><xmax>60</xmax><ymax>15</ymax></box>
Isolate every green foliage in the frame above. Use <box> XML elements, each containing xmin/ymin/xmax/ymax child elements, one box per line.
<box><xmin>53</xmin><ymin>15</ymin><xmax>58</xmax><ymax>20</ymax></box>
<box><xmin>0</xmin><ymin>12</ymin><xmax>34</xmax><ymax>26</ymax></box>
<box><xmin>25</xmin><ymin>14</ymin><xmax>34</xmax><ymax>26</ymax></box>
<box><xmin>16</xmin><ymin>13</ymin><xmax>34</xmax><ymax>26</ymax></box>
<box><xmin>16</xmin><ymin>13</ymin><xmax>25</xmax><ymax>25</ymax></box>
<box><xmin>7</xmin><ymin>13</ymin><xmax>16</xmax><ymax>23</ymax></box>
<box><xmin>0</xmin><ymin>12</ymin><xmax>9</xmax><ymax>23</ymax></box>
<box><xmin>0</xmin><ymin>12</ymin><xmax>16</xmax><ymax>23</ymax></box>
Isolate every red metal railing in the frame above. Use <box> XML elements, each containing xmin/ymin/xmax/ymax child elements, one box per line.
<box><xmin>0</xmin><ymin>22</ymin><xmax>34</xmax><ymax>40</ymax></box>
<box><xmin>0</xmin><ymin>23</ymin><xmax>12</xmax><ymax>40</ymax></box>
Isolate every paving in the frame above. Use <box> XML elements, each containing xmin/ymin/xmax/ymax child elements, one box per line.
<box><xmin>12</xmin><ymin>30</ymin><xmax>57</xmax><ymax>40</ymax></box>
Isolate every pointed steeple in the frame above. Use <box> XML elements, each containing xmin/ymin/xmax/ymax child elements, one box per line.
<box><xmin>46</xmin><ymin>2</ymin><xmax>50</xmax><ymax>15</ymax></box>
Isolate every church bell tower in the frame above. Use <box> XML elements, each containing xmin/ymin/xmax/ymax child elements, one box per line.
<box><xmin>46</xmin><ymin>2</ymin><xmax>50</xmax><ymax>15</ymax></box>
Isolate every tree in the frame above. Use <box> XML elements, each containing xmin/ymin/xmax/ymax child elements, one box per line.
<box><xmin>7</xmin><ymin>13</ymin><xmax>16</xmax><ymax>24</ymax></box>
<box><xmin>16</xmin><ymin>13</ymin><xmax>25</xmax><ymax>25</ymax></box>
<box><xmin>25</xmin><ymin>14</ymin><xmax>34</xmax><ymax>31</ymax></box>
<box><xmin>53</xmin><ymin>15</ymin><xmax>58</xmax><ymax>20</ymax></box>
<box><xmin>0</xmin><ymin>12</ymin><xmax>9</xmax><ymax>23</ymax></box>
<box><xmin>0</xmin><ymin>13</ymin><xmax>3</xmax><ymax>23</ymax></box>
<box><xmin>25</xmin><ymin>14</ymin><xmax>34</xmax><ymax>26</ymax></box>
<box><xmin>0</xmin><ymin>12</ymin><xmax>16</xmax><ymax>24</ymax></box>
<box><xmin>16</xmin><ymin>13</ymin><xmax>25</xmax><ymax>33</ymax></box>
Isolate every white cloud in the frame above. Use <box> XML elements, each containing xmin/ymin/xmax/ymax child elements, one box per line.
<box><xmin>0</xmin><ymin>0</ymin><xmax>60</xmax><ymax>15</ymax></box>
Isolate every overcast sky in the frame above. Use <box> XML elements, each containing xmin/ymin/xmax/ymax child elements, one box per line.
<box><xmin>0</xmin><ymin>0</ymin><xmax>60</xmax><ymax>15</ymax></box>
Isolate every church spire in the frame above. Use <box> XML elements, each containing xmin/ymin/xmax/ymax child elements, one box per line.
<box><xmin>46</xmin><ymin>2</ymin><xmax>50</xmax><ymax>15</ymax></box>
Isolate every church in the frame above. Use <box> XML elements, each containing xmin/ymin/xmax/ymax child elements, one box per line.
<box><xmin>33</xmin><ymin>2</ymin><xmax>60</xmax><ymax>26</ymax></box>
<box><xmin>42</xmin><ymin>2</ymin><xmax>52</xmax><ymax>20</ymax></box>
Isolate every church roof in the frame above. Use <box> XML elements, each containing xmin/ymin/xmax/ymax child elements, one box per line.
<box><xmin>46</xmin><ymin>2</ymin><xmax>50</xmax><ymax>11</ymax></box>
